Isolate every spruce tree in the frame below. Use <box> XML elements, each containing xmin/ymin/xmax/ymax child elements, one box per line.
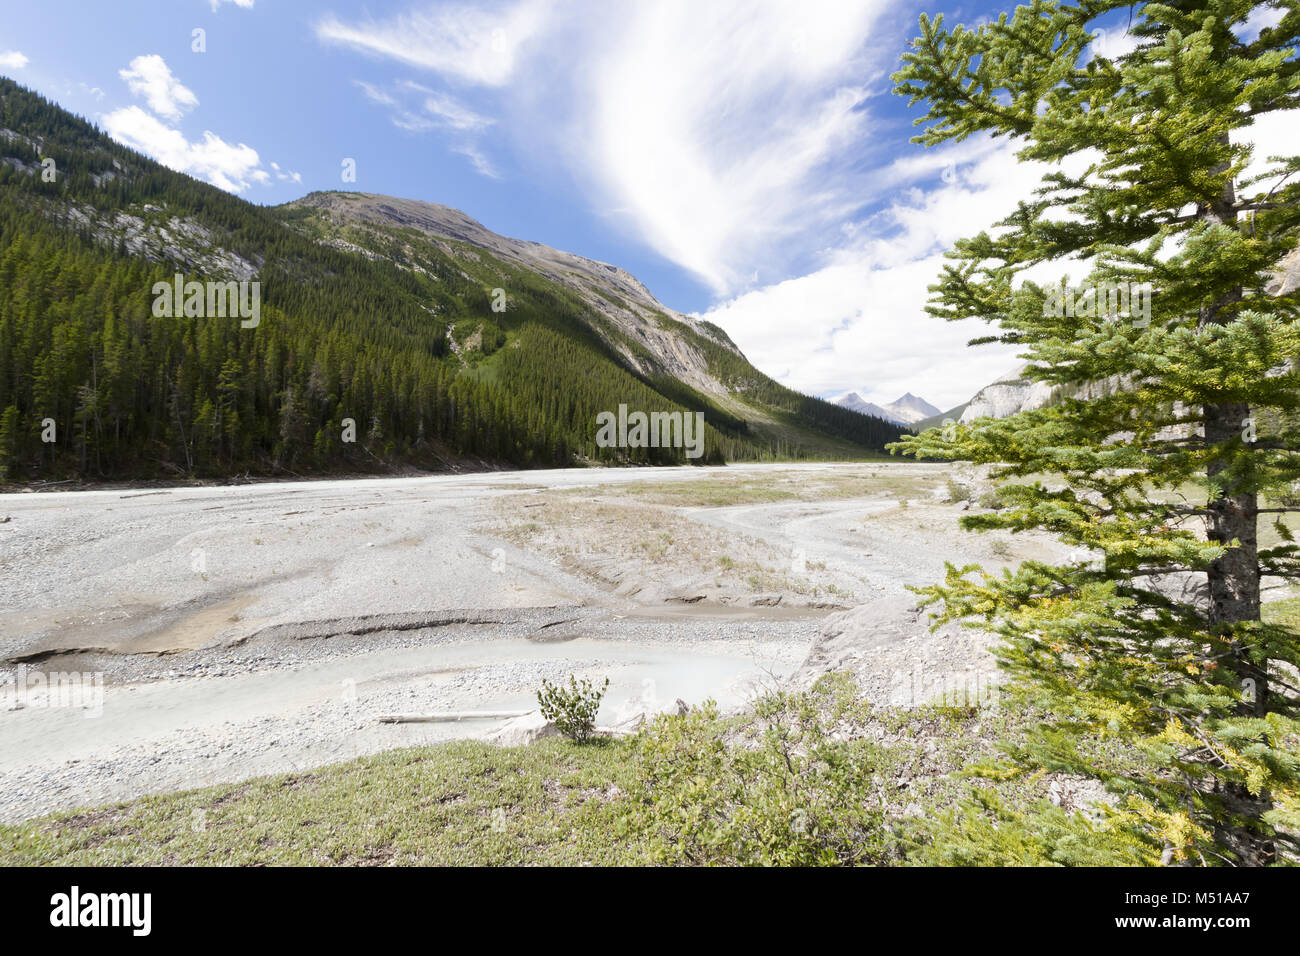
<box><xmin>892</xmin><ymin>0</ymin><xmax>1300</xmax><ymax>864</ymax></box>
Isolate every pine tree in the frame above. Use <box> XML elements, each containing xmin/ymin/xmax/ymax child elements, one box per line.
<box><xmin>892</xmin><ymin>0</ymin><xmax>1300</xmax><ymax>864</ymax></box>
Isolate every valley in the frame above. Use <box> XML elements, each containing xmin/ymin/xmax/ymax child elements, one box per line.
<box><xmin>0</xmin><ymin>460</ymin><xmax>1066</xmax><ymax>823</ymax></box>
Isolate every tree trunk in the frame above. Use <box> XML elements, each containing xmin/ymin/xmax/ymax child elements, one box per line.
<box><xmin>1199</xmin><ymin>145</ymin><xmax>1274</xmax><ymax>866</ymax></box>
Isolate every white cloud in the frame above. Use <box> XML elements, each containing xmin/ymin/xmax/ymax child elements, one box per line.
<box><xmin>104</xmin><ymin>54</ymin><xmax>289</xmax><ymax>194</ymax></box>
<box><xmin>698</xmin><ymin>139</ymin><xmax>1039</xmax><ymax>409</ymax></box>
<box><xmin>119</xmin><ymin>54</ymin><xmax>198</xmax><ymax>121</ymax></box>
<box><xmin>1090</xmin><ymin>25</ymin><xmax>1141</xmax><ymax>61</ymax></box>
<box><xmin>414</xmin><ymin>88</ymin><xmax>492</xmax><ymax>131</ymax></box>
<box><xmin>703</xmin><ymin>93</ymin><xmax>1300</xmax><ymax>410</ymax></box>
<box><xmin>103</xmin><ymin>105</ymin><xmax>270</xmax><ymax>193</ymax></box>
<box><xmin>355</xmin><ymin>80</ymin><xmax>396</xmax><ymax>107</ymax></box>
<box><xmin>270</xmin><ymin>160</ymin><xmax>303</xmax><ymax>184</ymax></box>
<box><xmin>209</xmin><ymin>0</ymin><xmax>255</xmax><ymax>10</ymax></box>
<box><xmin>702</xmin><ymin>254</ymin><xmax>1022</xmax><ymax>411</ymax></box>
<box><xmin>454</xmin><ymin>143</ymin><xmax>500</xmax><ymax>179</ymax></box>
<box><xmin>0</xmin><ymin>50</ymin><xmax>29</xmax><ymax>71</ymax></box>
<box><xmin>370</xmin><ymin>80</ymin><xmax>492</xmax><ymax>132</ymax></box>
<box><xmin>1238</xmin><ymin>107</ymin><xmax>1300</xmax><ymax>197</ymax></box>
<box><xmin>323</xmin><ymin>1</ymin><xmax>889</xmax><ymax>274</ymax></box>
<box><xmin>564</xmin><ymin>0</ymin><xmax>888</xmax><ymax>293</ymax></box>
<box><xmin>317</xmin><ymin>0</ymin><xmax>551</xmax><ymax>86</ymax></box>
<box><xmin>1237</xmin><ymin>4</ymin><xmax>1286</xmax><ymax>43</ymax></box>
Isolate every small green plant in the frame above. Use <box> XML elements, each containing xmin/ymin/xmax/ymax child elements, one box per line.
<box><xmin>945</xmin><ymin>479</ymin><xmax>971</xmax><ymax>503</ymax></box>
<box><xmin>537</xmin><ymin>675</ymin><xmax>610</xmax><ymax>743</ymax></box>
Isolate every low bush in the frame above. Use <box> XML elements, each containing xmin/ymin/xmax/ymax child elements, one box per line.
<box><xmin>537</xmin><ymin>675</ymin><xmax>609</xmax><ymax>743</ymax></box>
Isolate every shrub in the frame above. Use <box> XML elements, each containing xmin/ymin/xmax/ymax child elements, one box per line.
<box><xmin>945</xmin><ymin>479</ymin><xmax>972</xmax><ymax>503</ymax></box>
<box><xmin>906</xmin><ymin>790</ymin><xmax>1155</xmax><ymax>867</ymax></box>
<box><xmin>537</xmin><ymin>675</ymin><xmax>609</xmax><ymax>743</ymax></box>
<box><xmin>625</xmin><ymin>674</ymin><xmax>898</xmax><ymax>865</ymax></box>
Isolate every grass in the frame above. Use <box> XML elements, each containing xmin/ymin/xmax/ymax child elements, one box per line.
<box><xmin>600</xmin><ymin>466</ymin><xmax>943</xmax><ymax>509</ymax></box>
<box><xmin>0</xmin><ymin>694</ymin><xmax>1056</xmax><ymax>867</ymax></box>
<box><xmin>1262</xmin><ymin>592</ymin><xmax>1300</xmax><ymax>629</ymax></box>
<box><xmin>0</xmin><ymin>739</ymin><xmax>643</xmax><ymax>866</ymax></box>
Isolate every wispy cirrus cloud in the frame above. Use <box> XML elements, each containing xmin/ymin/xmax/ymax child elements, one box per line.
<box><xmin>320</xmin><ymin>1</ymin><xmax>547</xmax><ymax>178</ymax></box>
<box><xmin>317</xmin><ymin>0</ymin><xmax>551</xmax><ymax>86</ymax></box>
<box><xmin>357</xmin><ymin>80</ymin><xmax>492</xmax><ymax>133</ymax></box>
<box><xmin>564</xmin><ymin>0</ymin><xmax>889</xmax><ymax>293</ymax></box>
<box><xmin>317</xmin><ymin>0</ymin><xmax>891</xmax><ymax>290</ymax></box>
<box><xmin>356</xmin><ymin>78</ymin><xmax>498</xmax><ymax>176</ymax></box>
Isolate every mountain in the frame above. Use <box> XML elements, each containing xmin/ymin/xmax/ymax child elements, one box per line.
<box><xmin>958</xmin><ymin>365</ymin><xmax>1059</xmax><ymax>422</ymax></box>
<box><xmin>285</xmin><ymin>191</ymin><xmax>746</xmax><ymax>402</ymax></box>
<box><xmin>0</xmin><ymin>77</ymin><xmax>905</xmax><ymax>482</ymax></box>
<box><xmin>835</xmin><ymin>391</ymin><xmax>940</xmax><ymax>426</ymax></box>
<box><xmin>835</xmin><ymin>392</ymin><xmax>895</xmax><ymax>422</ymax></box>
<box><xmin>912</xmin><ymin>403</ymin><xmax>968</xmax><ymax>432</ymax></box>
<box><xmin>955</xmin><ymin>364</ymin><xmax>1121</xmax><ymax>422</ymax></box>
<box><xmin>885</xmin><ymin>392</ymin><xmax>941</xmax><ymax>424</ymax></box>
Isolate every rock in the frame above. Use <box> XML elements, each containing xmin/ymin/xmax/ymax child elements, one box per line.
<box><xmin>605</xmin><ymin>697</ymin><xmax>689</xmax><ymax>735</ymax></box>
<box><xmin>1143</xmin><ymin>571</ymin><xmax>1209</xmax><ymax>611</ymax></box>
<box><xmin>483</xmin><ymin>711</ymin><xmax>560</xmax><ymax>746</ymax></box>
<box><xmin>793</xmin><ymin>595</ymin><xmax>996</xmax><ymax>706</ymax></box>
<box><xmin>663</xmin><ymin>592</ymin><xmax>707</xmax><ymax>604</ymax></box>
<box><xmin>750</xmin><ymin>593</ymin><xmax>783</xmax><ymax>607</ymax></box>
<box><xmin>959</xmin><ymin>364</ymin><xmax>1058</xmax><ymax>422</ymax></box>
<box><xmin>661</xmin><ymin>697</ymin><xmax>689</xmax><ymax>717</ymax></box>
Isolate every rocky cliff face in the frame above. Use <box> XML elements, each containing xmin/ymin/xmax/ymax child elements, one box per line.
<box><xmin>958</xmin><ymin>364</ymin><xmax>1058</xmax><ymax>422</ymax></box>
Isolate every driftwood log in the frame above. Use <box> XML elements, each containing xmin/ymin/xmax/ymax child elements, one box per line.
<box><xmin>377</xmin><ymin>710</ymin><xmax>532</xmax><ymax>724</ymax></box>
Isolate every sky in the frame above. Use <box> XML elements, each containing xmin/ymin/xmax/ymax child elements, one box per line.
<box><xmin>0</xmin><ymin>1</ymin><xmax>1292</xmax><ymax>410</ymax></box>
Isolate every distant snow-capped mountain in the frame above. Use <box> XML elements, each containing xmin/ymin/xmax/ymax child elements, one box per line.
<box><xmin>886</xmin><ymin>393</ymin><xmax>942</xmax><ymax>424</ymax></box>
<box><xmin>835</xmin><ymin>391</ymin><xmax>941</xmax><ymax>426</ymax></box>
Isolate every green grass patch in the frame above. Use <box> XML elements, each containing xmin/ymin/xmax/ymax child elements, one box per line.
<box><xmin>0</xmin><ymin>739</ymin><xmax>643</xmax><ymax>866</ymax></box>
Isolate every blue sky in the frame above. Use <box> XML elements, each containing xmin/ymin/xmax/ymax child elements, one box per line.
<box><xmin>1</xmin><ymin>1</ymin><xmax>1292</xmax><ymax>409</ymax></box>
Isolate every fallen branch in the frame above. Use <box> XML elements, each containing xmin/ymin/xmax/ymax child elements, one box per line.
<box><xmin>377</xmin><ymin>710</ymin><xmax>532</xmax><ymax>724</ymax></box>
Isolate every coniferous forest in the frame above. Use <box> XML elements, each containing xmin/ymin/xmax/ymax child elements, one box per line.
<box><xmin>0</xmin><ymin>78</ymin><xmax>904</xmax><ymax>483</ymax></box>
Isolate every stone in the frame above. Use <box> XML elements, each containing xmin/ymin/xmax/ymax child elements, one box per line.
<box><xmin>483</xmin><ymin>711</ymin><xmax>560</xmax><ymax>746</ymax></box>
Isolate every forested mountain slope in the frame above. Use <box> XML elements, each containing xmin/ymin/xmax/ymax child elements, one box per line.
<box><xmin>0</xmin><ymin>78</ymin><xmax>902</xmax><ymax>482</ymax></box>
